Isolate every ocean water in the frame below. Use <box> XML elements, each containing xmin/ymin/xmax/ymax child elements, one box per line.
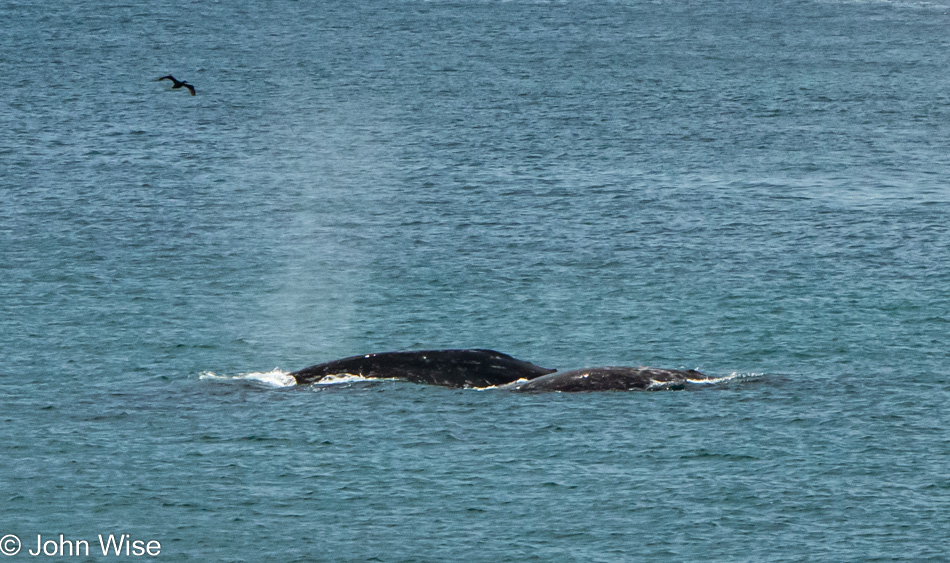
<box><xmin>2</xmin><ymin>0</ymin><xmax>950</xmax><ymax>560</ymax></box>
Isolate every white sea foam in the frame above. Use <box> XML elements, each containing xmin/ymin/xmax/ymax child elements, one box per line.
<box><xmin>313</xmin><ymin>373</ymin><xmax>378</xmax><ymax>385</ymax></box>
<box><xmin>491</xmin><ymin>378</ymin><xmax>530</xmax><ymax>390</ymax></box>
<box><xmin>686</xmin><ymin>372</ymin><xmax>765</xmax><ymax>385</ymax></box>
<box><xmin>199</xmin><ymin>369</ymin><xmax>297</xmax><ymax>388</ymax></box>
<box><xmin>642</xmin><ymin>371</ymin><xmax>764</xmax><ymax>389</ymax></box>
<box><xmin>197</xmin><ymin>369</ymin><xmax>763</xmax><ymax>390</ymax></box>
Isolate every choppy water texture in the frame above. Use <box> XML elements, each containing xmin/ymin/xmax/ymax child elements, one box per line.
<box><xmin>2</xmin><ymin>0</ymin><xmax>950</xmax><ymax>560</ymax></box>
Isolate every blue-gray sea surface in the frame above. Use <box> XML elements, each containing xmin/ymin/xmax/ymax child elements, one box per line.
<box><xmin>2</xmin><ymin>0</ymin><xmax>949</xmax><ymax>560</ymax></box>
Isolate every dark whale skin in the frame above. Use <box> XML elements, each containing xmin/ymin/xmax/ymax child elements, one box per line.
<box><xmin>511</xmin><ymin>366</ymin><xmax>711</xmax><ymax>392</ymax></box>
<box><xmin>290</xmin><ymin>349</ymin><xmax>556</xmax><ymax>388</ymax></box>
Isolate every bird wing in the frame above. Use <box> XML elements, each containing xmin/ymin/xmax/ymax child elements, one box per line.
<box><xmin>184</xmin><ymin>83</ymin><xmax>196</xmax><ymax>96</ymax></box>
<box><xmin>157</xmin><ymin>75</ymin><xmax>175</xmax><ymax>82</ymax></box>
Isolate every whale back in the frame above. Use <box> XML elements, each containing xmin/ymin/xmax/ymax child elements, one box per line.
<box><xmin>290</xmin><ymin>349</ymin><xmax>556</xmax><ymax>388</ymax></box>
<box><xmin>513</xmin><ymin>366</ymin><xmax>710</xmax><ymax>392</ymax></box>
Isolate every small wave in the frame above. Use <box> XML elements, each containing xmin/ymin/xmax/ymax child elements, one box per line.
<box><xmin>647</xmin><ymin>372</ymin><xmax>765</xmax><ymax>389</ymax></box>
<box><xmin>199</xmin><ymin>369</ymin><xmax>297</xmax><ymax>388</ymax></box>
<box><xmin>686</xmin><ymin>372</ymin><xmax>765</xmax><ymax>385</ymax></box>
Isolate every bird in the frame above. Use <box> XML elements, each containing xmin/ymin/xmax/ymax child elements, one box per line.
<box><xmin>157</xmin><ymin>75</ymin><xmax>196</xmax><ymax>96</ymax></box>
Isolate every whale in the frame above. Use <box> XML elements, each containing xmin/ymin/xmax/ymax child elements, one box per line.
<box><xmin>510</xmin><ymin>366</ymin><xmax>712</xmax><ymax>392</ymax></box>
<box><xmin>290</xmin><ymin>349</ymin><xmax>556</xmax><ymax>388</ymax></box>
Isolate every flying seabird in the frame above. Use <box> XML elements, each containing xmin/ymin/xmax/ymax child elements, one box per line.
<box><xmin>157</xmin><ymin>75</ymin><xmax>196</xmax><ymax>96</ymax></box>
